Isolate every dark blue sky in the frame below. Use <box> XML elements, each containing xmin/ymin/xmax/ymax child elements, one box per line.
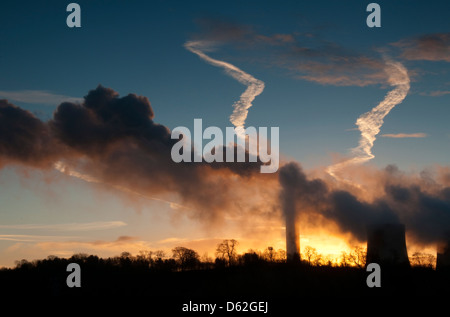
<box><xmin>1</xmin><ymin>0</ymin><xmax>449</xmax><ymax>168</ymax></box>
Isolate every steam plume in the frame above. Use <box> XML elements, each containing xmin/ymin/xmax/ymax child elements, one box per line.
<box><xmin>280</xmin><ymin>162</ymin><xmax>450</xmax><ymax>245</ymax></box>
<box><xmin>53</xmin><ymin>161</ymin><xmax>189</xmax><ymax>210</ymax></box>
<box><xmin>3</xmin><ymin>85</ymin><xmax>449</xmax><ymax>251</ymax></box>
<box><xmin>0</xmin><ymin>85</ymin><xmax>268</xmax><ymax>225</ymax></box>
<box><xmin>327</xmin><ymin>60</ymin><xmax>410</xmax><ymax>182</ymax></box>
<box><xmin>184</xmin><ymin>41</ymin><xmax>265</xmax><ymax>138</ymax></box>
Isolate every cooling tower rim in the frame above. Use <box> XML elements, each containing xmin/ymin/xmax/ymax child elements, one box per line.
<box><xmin>366</xmin><ymin>223</ymin><xmax>405</xmax><ymax>231</ymax></box>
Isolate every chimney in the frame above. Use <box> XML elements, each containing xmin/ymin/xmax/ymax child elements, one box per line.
<box><xmin>366</xmin><ymin>223</ymin><xmax>410</xmax><ymax>268</ymax></box>
<box><xmin>285</xmin><ymin>212</ymin><xmax>300</xmax><ymax>262</ymax></box>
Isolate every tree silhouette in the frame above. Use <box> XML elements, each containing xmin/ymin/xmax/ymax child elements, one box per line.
<box><xmin>303</xmin><ymin>246</ymin><xmax>319</xmax><ymax>265</ymax></box>
<box><xmin>348</xmin><ymin>246</ymin><xmax>367</xmax><ymax>268</ymax></box>
<box><xmin>263</xmin><ymin>247</ymin><xmax>275</xmax><ymax>262</ymax></box>
<box><xmin>172</xmin><ymin>246</ymin><xmax>200</xmax><ymax>271</ymax></box>
<box><xmin>215</xmin><ymin>239</ymin><xmax>239</xmax><ymax>266</ymax></box>
<box><xmin>276</xmin><ymin>249</ymin><xmax>286</xmax><ymax>262</ymax></box>
<box><xmin>410</xmin><ymin>252</ymin><xmax>436</xmax><ymax>268</ymax></box>
<box><xmin>154</xmin><ymin>250</ymin><xmax>166</xmax><ymax>261</ymax></box>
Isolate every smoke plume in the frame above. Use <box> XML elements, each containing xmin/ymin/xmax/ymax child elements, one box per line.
<box><xmin>280</xmin><ymin>162</ymin><xmax>450</xmax><ymax>245</ymax></box>
<box><xmin>0</xmin><ymin>99</ymin><xmax>57</xmax><ymax>168</ymax></box>
<box><xmin>0</xmin><ymin>85</ymin><xmax>272</xmax><ymax>225</ymax></box>
<box><xmin>2</xmin><ymin>85</ymin><xmax>450</xmax><ymax>250</ymax></box>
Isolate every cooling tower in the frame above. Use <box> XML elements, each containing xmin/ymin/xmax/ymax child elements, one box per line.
<box><xmin>437</xmin><ymin>239</ymin><xmax>450</xmax><ymax>270</ymax></box>
<box><xmin>366</xmin><ymin>223</ymin><xmax>410</xmax><ymax>267</ymax></box>
<box><xmin>285</xmin><ymin>212</ymin><xmax>300</xmax><ymax>262</ymax></box>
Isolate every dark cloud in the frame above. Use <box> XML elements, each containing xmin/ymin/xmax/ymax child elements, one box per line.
<box><xmin>1</xmin><ymin>86</ymin><xmax>268</xmax><ymax>225</ymax></box>
<box><xmin>385</xmin><ymin>183</ymin><xmax>450</xmax><ymax>245</ymax></box>
<box><xmin>115</xmin><ymin>236</ymin><xmax>137</xmax><ymax>242</ymax></box>
<box><xmin>279</xmin><ymin>162</ymin><xmax>327</xmax><ymax>208</ymax></box>
<box><xmin>0</xmin><ymin>99</ymin><xmax>56</xmax><ymax>167</ymax></box>
<box><xmin>325</xmin><ymin>191</ymin><xmax>399</xmax><ymax>241</ymax></box>
<box><xmin>50</xmin><ymin>85</ymin><xmax>172</xmax><ymax>156</ymax></box>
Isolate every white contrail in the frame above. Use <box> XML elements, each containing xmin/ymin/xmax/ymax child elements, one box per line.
<box><xmin>327</xmin><ymin>59</ymin><xmax>410</xmax><ymax>182</ymax></box>
<box><xmin>184</xmin><ymin>40</ymin><xmax>265</xmax><ymax>138</ymax></box>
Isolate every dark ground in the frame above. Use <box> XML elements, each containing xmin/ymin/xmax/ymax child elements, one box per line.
<box><xmin>1</xmin><ymin>258</ymin><xmax>449</xmax><ymax>307</ymax></box>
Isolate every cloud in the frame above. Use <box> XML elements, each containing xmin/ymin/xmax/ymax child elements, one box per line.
<box><xmin>191</xmin><ymin>18</ymin><xmax>295</xmax><ymax>47</ymax></box>
<box><xmin>392</xmin><ymin>33</ymin><xmax>450</xmax><ymax>62</ymax></box>
<box><xmin>32</xmin><ymin>236</ymin><xmax>151</xmax><ymax>257</ymax></box>
<box><xmin>157</xmin><ymin>237</ymin><xmax>187</xmax><ymax>244</ymax></box>
<box><xmin>0</xmin><ymin>90</ymin><xmax>83</xmax><ymax>105</ymax></box>
<box><xmin>289</xmin><ymin>53</ymin><xmax>387</xmax><ymax>87</ymax></box>
<box><xmin>0</xmin><ymin>234</ymin><xmax>79</xmax><ymax>242</ymax></box>
<box><xmin>107</xmin><ymin>235</ymin><xmax>136</xmax><ymax>243</ymax></box>
<box><xmin>190</xmin><ymin>19</ymin><xmax>389</xmax><ymax>87</ymax></box>
<box><xmin>0</xmin><ymin>221</ymin><xmax>127</xmax><ymax>231</ymax></box>
<box><xmin>254</xmin><ymin>33</ymin><xmax>296</xmax><ymax>45</ymax></box>
<box><xmin>381</xmin><ymin>133</ymin><xmax>427</xmax><ymax>138</ymax></box>
<box><xmin>36</xmin><ymin>236</ymin><xmax>141</xmax><ymax>249</ymax></box>
<box><xmin>1</xmin><ymin>236</ymin><xmax>149</xmax><ymax>267</ymax></box>
<box><xmin>420</xmin><ymin>90</ymin><xmax>450</xmax><ymax>97</ymax></box>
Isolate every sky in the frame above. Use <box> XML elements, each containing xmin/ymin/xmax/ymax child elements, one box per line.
<box><xmin>0</xmin><ymin>0</ymin><xmax>449</xmax><ymax>267</ymax></box>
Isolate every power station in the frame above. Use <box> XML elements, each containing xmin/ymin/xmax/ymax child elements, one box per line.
<box><xmin>366</xmin><ymin>223</ymin><xmax>410</xmax><ymax>267</ymax></box>
<box><xmin>437</xmin><ymin>239</ymin><xmax>450</xmax><ymax>270</ymax></box>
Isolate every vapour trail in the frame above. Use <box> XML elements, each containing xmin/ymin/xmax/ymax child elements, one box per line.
<box><xmin>53</xmin><ymin>161</ymin><xmax>189</xmax><ymax>210</ymax></box>
<box><xmin>327</xmin><ymin>59</ymin><xmax>410</xmax><ymax>182</ymax></box>
<box><xmin>184</xmin><ymin>41</ymin><xmax>265</xmax><ymax>138</ymax></box>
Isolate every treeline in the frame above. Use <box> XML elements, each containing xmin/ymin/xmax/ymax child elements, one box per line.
<box><xmin>2</xmin><ymin>239</ymin><xmax>446</xmax><ymax>298</ymax></box>
<box><xmin>7</xmin><ymin>239</ymin><xmax>437</xmax><ymax>272</ymax></box>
